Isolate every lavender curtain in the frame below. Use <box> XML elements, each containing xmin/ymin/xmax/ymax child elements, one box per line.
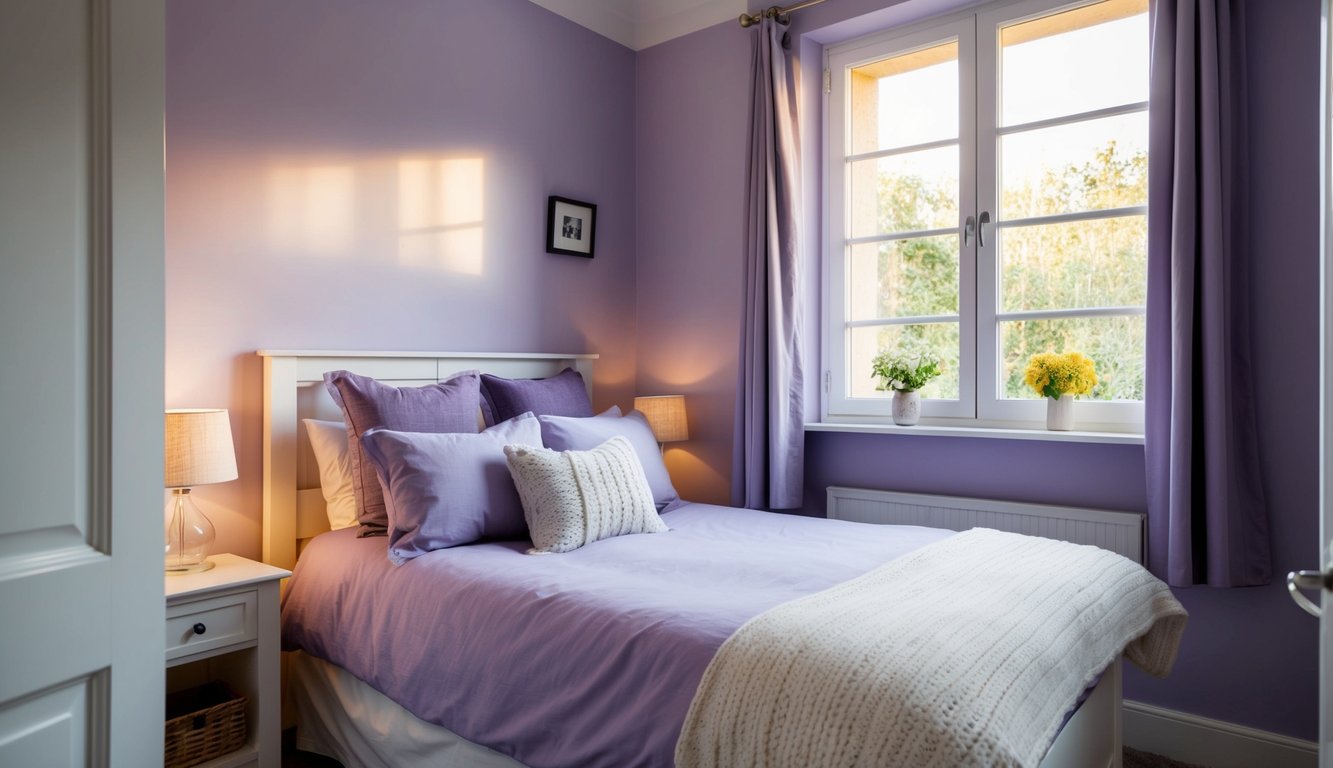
<box><xmin>734</xmin><ymin>17</ymin><xmax>804</xmax><ymax>510</ymax></box>
<box><xmin>1146</xmin><ymin>0</ymin><xmax>1270</xmax><ymax>586</ymax></box>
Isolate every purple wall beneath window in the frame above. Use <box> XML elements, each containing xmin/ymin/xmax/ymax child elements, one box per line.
<box><xmin>165</xmin><ymin>0</ymin><xmax>638</xmax><ymax>558</ymax></box>
<box><xmin>635</xmin><ymin>0</ymin><xmax>1321</xmax><ymax>741</ymax></box>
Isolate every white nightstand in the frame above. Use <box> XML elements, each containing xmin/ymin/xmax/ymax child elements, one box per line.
<box><xmin>165</xmin><ymin>554</ymin><xmax>290</xmax><ymax>768</ymax></box>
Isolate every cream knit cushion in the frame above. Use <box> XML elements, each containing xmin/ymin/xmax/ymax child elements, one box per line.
<box><xmin>504</xmin><ymin>436</ymin><xmax>667</xmax><ymax>554</ymax></box>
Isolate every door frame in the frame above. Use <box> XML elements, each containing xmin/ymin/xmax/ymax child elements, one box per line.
<box><xmin>1318</xmin><ymin>0</ymin><xmax>1332</xmax><ymax>763</ymax></box>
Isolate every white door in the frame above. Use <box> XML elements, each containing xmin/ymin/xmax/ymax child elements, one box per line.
<box><xmin>0</xmin><ymin>0</ymin><xmax>165</xmax><ymax>765</ymax></box>
<box><xmin>1299</xmin><ymin>3</ymin><xmax>1333</xmax><ymax>765</ymax></box>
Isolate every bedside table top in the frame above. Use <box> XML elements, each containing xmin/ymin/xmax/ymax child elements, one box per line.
<box><xmin>165</xmin><ymin>553</ymin><xmax>291</xmax><ymax>600</ymax></box>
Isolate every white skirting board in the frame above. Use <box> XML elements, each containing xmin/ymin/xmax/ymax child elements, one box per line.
<box><xmin>1123</xmin><ymin>700</ymin><xmax>1317</xmax><ymax>768</ymax></box>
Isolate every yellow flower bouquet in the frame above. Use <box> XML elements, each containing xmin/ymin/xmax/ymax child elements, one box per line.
<box><xmin>1024</xmin><ymin>352</ymin><xmax>1098</xmax><ymax>399</ymax></box>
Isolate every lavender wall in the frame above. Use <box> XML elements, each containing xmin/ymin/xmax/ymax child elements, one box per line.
<box><xmin>635</xmin><ymin>0</ymin><xmax>1321</xmax><ymax>740</ymax></box>
<box><xmin>166</xmin><ymin>0</ymin><xmax>638</xmax><ymax>558</ymax></box>
<box><xmin>635</xmin><ymin>23</ymin><xmax>750</xmax><ymax>504</ymax></box>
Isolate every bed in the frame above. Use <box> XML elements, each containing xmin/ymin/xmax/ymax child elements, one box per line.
<box><xmin>260</xmin><ymin>350</ymin><xmax>1183</xmax><ymax>768</ymax></box>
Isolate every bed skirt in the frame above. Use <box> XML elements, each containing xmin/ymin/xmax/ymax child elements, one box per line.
<box><xmin>289</xmin><ymin>651</ymin><xmax>523</xmax><ymax>768</ymax></box>
<box><xmin>288</xmin><ymin>651</ymin><xmax>1122</xmax><ymax>768</ymax></box>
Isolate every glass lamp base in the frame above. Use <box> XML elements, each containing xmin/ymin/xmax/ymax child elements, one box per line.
<box><xmin>165</xmin><ymin>558</ymin><xmax>214</xmax><ymax>575</ymax></box>
<box><xmin>165</xmin><ymin>488</ymin><xmax>217</xmax><ymax>575</ymax></box>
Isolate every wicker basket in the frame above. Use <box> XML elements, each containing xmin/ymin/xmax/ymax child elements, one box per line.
<box><xmin>164</xmin><ymin>682</ymin><xmax>247</xmax><ymax>768</ymax></box>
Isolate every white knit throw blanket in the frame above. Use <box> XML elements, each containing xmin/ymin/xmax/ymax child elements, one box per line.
<box><xmin>676</xmin><ymin>528</ymin><xmax>1188</xmax><ymax>768</ymax></box>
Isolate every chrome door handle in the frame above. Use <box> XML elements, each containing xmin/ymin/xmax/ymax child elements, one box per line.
<box><xmin>963</xmin><ymin>215</ymin><xmax>976</xmax><ymax>246</ymax></box>
<box><xmin>978</xmin><ymin>211</ymin><xmax>991</xmax><ymax>248</ymax></box>
<box><xmin>1287</xmin><ymin>570</ymin><xmax>1325</xmax><ymax>617</ymax></box>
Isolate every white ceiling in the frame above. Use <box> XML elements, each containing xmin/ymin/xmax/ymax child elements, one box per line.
<box><xmin>526</xmin><ymin>0</ymin><xmax>749</xmax><ymax>50</ymax></box>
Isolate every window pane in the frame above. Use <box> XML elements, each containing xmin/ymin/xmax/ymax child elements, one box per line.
<box><xmin>998</xmin><ymin>215</ymin><xmax>1146</xmax><ymax>312</ymax></box>
<box><xmin>998</xmin><ymin>315</ymin><xmax>1144</xmax><ymax>400</ymax></box>
<box><xmin>1000</xmin><ymin>112</ymin><xmax>1147</xmax><ymax>220</ymax></box>
<box><xmin>850</xmin><ymin>41</ymin><xmax>959</xmax><ymax>153</ymax></box>
<box><xmin>849</xmin><ymin>146</ymin><xmax>959</xmax><ymax>237</ymax></box>
<box><xmin>849</xmin><ymin>236</ymin><xmax>959</xmax><ymax>320</ymax></box>
<box><xmin>999</xmin><ymin>0</ymin><xmax>1148</xmax><ymax>127</ymax></box>
<box><xmin>849</xmin><ymin>323</ymin><xmax>959</xmax><ymax>400</ymax></box>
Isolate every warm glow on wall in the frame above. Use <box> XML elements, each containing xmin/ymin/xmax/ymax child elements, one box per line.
<box><xmin>397</xmin><ymin>157</ymin><xmax>485</xmax><ymax>275</ymax></box>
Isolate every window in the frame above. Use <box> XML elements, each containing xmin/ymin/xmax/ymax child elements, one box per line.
<box><xmin>824</xmin><ymin>0</ymin><xmax>1148</xmax><ymax>430</ymax></box>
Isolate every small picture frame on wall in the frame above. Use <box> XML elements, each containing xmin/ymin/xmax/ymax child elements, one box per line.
<box><xmin>546</xmin><ymin>195</ymin><xmax>596</xmax><ymax>258</ymax></box>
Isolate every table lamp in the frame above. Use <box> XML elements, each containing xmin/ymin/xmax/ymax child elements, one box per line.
<box><xmin>633</xmin><ymin>395</ymin><xmax>689</xmax><ymax>450</ymax></box>
<box><xmin>164</xmin><ymin>409</ymin><xmax>238</xmax><ymax>574</ymax></box>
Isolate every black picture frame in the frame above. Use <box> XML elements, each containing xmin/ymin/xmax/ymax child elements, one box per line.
<box><xmin>546</xmin><ymin>195</ymin><xmax>596</xmax><ymax>258</ymax></box>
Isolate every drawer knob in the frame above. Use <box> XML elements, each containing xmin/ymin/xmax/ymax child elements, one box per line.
<box><xmin>192</xmin><ymin>623</ymin><xmax>206</xmax><ymax>635</ymax></box>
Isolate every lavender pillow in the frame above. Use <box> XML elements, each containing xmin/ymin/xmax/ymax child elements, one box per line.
<box><xmin>360</xmin><ymin>413</ymin><xmax>541</xmax><ymax>565</ymax></box>
<box><xmin>480</xmin><ymin>368</ymin><xmax>593</xmax><ymax>426</ymax></box>
<box><xmin>538</xmin><ymin>407</ymin><xmax>682</xmax><ymax>512</ymax></box>
<box><xmin>324</xmin><ymin>369</ymin><xmax>482</xmax><ymax>535</ymax></box>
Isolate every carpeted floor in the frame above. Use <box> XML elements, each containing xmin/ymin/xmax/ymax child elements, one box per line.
<box><xmin>1124</xmin><ymin>746</ymin><xmax>1210</xmax><ymax>768</ymax></box>
<box><xmin>281</xmin><ymin>730</ymin><xmax>342</xmax><ymax>768</ymax></box>
<box><xmin>283</xmin><ymin>737</ymin><xmax>1211</xmax><ymax>768</ymax></box>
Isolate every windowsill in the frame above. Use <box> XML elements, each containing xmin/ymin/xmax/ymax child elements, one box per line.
<box><xmin>805</xmin><ymin>421</ymin><xmax>1144</xmax><ymax>445</ymax></box>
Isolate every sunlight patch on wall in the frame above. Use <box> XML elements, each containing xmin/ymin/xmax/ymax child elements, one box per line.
<box><xmin>396</xmin><ymin>157</ymin><xmax>486</xmax><ymax>275</ymax></box>
<box><xmin>266</xmin><ymin>165</ymin><xmax>355</xmax><ymax>255</ymax></box>
<box><xmin>261</xmin><ymin>153</ymin><xmax>487</xmax><ymax>274</ymax></box>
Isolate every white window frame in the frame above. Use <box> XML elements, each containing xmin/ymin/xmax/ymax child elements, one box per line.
<box><xmin>822</xmin><ymin>0</ymin><xmax>1147</xmax><ymax>432</ymax></box>
<box><xmin>826</xmin><ymin>18</ymin><xmax>977</xmax><ymax>421</ymax></box>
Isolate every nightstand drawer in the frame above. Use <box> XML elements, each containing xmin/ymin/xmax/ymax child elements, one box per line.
<box><xmin>166</xmin><ymin>591</ymin><xmax>258</xmax><ymax>662</ymax></box>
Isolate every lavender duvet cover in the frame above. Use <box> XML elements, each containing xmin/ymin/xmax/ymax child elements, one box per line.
<box><xmin>281</xmin><ymin>503</ymin><xmax>953</xmax><ymax>768</ymax></box>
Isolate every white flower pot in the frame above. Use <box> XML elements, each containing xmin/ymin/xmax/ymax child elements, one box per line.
<box><xmin>1046</xmin><ymin>394</ymin><xmax>1075</xmax><ymax>431</ymax></box>
<box><xmin>892</xmin><ymin>390</ymin><xmax>921</xmax><ymax>426</ymax></box>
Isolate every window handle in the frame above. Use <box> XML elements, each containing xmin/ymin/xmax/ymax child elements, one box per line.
<box><xmin>978</xmin><ymin>211</ymin><xmax>991</xmax><ymax>248</ymax></box>
<box><xmin>963</xmin><ymin>215</ymin><xmax>976</xmax><ymax>246</ymax></box>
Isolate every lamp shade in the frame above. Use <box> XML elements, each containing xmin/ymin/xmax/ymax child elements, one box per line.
<box><xmin>633</xmin><ymin>395</ymin><xmax>689</xmax><ymax>443</ymax></box>
<box><xmin>164</xmin><ymin>409</ymin><xmax>238</xmax><ymax>488</ymax></box>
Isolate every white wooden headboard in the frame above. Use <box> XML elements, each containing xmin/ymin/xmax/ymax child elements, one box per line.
<box><xmin>257</xmin><ymin>350</ymin><xmax>597</xmax><ymax>571</ymax></box>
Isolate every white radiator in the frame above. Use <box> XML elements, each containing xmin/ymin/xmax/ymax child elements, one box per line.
<box><xmin>826</xmin><ymin>486</ymin><xmax>1145</xmax><ymax>564</ymax></box>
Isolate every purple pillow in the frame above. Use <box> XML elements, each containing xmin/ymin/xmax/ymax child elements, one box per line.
<box><xmin>324</xmin><ymin>369</ymin><xmax>482</xmax><ymax>535</ymax></box>
<box><xmin>538</xmin><ymin>406</ymin><xmax>682</xmax><ymax>512</ymax></box>
<box><xmin>360</xmin><ymin>413</ymin><xmax>542</xmax><ymax>565</ymax></box>
<box><xmin>480</xmin><ymin>368</ymin><xmax>593</xmax><ymax>426</ymax></box>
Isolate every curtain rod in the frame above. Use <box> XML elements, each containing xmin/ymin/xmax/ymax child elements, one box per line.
<box><xmin>738</xmin><ymin>0</ymin><xmax>828</xmax><ymax>28</ymax></box>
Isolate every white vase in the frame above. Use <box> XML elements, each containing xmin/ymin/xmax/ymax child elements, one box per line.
<box><xmin>891</xmin><ymin>390</ymin><xmax>921</xmax><ymax>426</ymax></box>
<box><xmin>1046</xmin><ymin>394</ymin><xmax>1075</xmax><ymax>431</ymax></box>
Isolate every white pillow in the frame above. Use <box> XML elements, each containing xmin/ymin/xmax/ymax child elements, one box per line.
<box><xmin>303</xmin><ymin>418</ymin><xmax>359</xmax><ymax>531</ymax></box>
<box><xmin>503</xmin><ymin>436</ymin><xmax>667</xmax><ymax>554</ymax></box>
